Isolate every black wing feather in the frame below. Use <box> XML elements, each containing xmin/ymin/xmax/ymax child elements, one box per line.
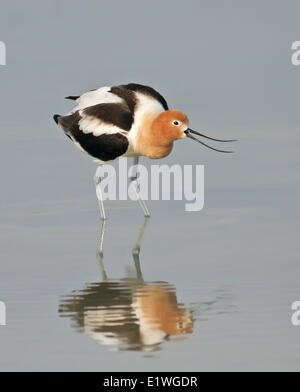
<box><xmin>119</xmin><ymin>83</ymin><xmax>169</xmax><ymax>110</ymax></box>
<box><xmin>55</xmin><ymin>110</ymin><xmax>129</xmax><ymax>161</ymax></box>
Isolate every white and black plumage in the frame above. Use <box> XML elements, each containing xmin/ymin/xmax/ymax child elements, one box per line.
<box><xmin>53</xmin><ymin>83</ymin><xmax>171</xmax><ymax>162</ymax></box>
<box><xmin>53</xmin><ymin>83</ymin><xmax>235</xmax><ymax>218</ymax></box>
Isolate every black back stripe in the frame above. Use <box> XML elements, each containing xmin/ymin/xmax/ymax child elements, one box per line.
<box><xmin>109</xmin><ymin>86</ymin><xmax>137</xmax><ymax>113</ymax></box>
<box><xmin>83</xmin><ymin>103</ymin><xmax>133</xmax><ymax>131</ymax></box>
<box><xmin>119</xmin><ymin>83</ymin><xmax>169</xmax><ymax>111</ymax></box>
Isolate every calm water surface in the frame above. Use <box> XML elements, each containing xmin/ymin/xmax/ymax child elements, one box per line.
<box><xmin>0</xmin><ymin>133</ymin><xmax>299</xmax><ymax>371</ymax></box>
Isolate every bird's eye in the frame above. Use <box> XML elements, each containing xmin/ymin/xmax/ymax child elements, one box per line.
<box><xmin>173</xmin><ymin>120</ymin><xmax>180</xmax><ymax>126</ymax></box>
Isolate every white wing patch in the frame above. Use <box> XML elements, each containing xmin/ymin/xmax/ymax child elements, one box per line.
<box><xmin>69</xmin><ymin>86</ymin><xmax>129</xmax><ymax>138</ymax></box>
<box><xmin>78</xmin><ymin>113</ymin><xmax>124</xmax><ymax>137</ymax></box>
<box><xmin>70</xmin><ymin>86</ymin><xmax>123</xmax><ymax>114</ymax></box>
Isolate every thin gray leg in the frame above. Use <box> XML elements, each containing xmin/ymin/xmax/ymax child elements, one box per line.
<box><xmin>93</xmin><ymin>165</ymin><xmax>106</xmax><ymax>220</ymax></box>
<box><xmin>132</xmin><ymin>216</ymin><xmax>150</xmax><ymax>281</ymax></box>
<box><xmin>130</xmin><ymin>157</ymin><xmax>151</xmax><ymax>217</ymax></box>
<box><xmin>96</xmin><ymin>219</ymin><xmax>108</xmax><ymax>281</ymax></box>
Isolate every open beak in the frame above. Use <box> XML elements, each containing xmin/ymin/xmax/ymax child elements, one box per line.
<box><xmin>184</xmin><ymin>128</ymin><xmax>236</xmax><ymax>153</ymax></box>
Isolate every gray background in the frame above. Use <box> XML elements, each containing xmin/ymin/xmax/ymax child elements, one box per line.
<box><xmin>0</xmin><ymin>0</ymin><xmax>299</xmax><ymax>371</ymax></box>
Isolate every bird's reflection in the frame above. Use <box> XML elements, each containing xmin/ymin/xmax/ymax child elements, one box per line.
<box><xmin>59</xmin><ymin>218</ymin><xmax>194</xmax><ymax>351</ymax></box>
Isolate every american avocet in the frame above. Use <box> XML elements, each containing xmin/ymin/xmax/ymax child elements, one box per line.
<box><xmin>59</xmin><ymin>217</ymin><xmax>194</xmax><ymax>351</ymax></box>
<box><xmin>53</xmin><ymin>83</ymin><xmax>235</xmax><ymax>219</ymax></box>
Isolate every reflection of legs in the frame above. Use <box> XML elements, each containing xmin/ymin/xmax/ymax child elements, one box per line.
<box><xmin>93</xmin><ymin>165</ymin><xmax>106</xmax><ymax>220</ymax></box>
<box><xmin>132</xmin><ymin>216</ymin><xmax>150</xmax><ymax>281</ymax></box>
<box><xmin>130</xmin><ymin>157</ymin><xmax>150</xmax><ymax>217</ymax></box>
<box><xmin>95</xmin><ymin>215</ymin><xmax>149</xmax><ymax>281</ymax></box>
<box><xmin>96</xmin><ymin>219</ymin><xmax>108</xmax><ymax>281</ymax></box>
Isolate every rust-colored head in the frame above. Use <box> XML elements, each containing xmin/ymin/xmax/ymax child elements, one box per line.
<box><xmin>151</xmin><ymin>110</ymin><xmax>189</xmax><ymax>144</ymax></box>
<box><xmin>135</xmin><ymin>285</ymin><xmax>194</xmax><ymax>336</ymax></box>
<box><xmin>139</xmin><ymin>109</ymin><xmax>236</xmax><ymax>159</ymax></box>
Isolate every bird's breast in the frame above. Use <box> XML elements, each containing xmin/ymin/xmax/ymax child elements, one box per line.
<box><xmin>144</xmin><ymin>144</ymin><xmax>173</xmax><ymax>159</ymax></box>
<box><xmin>132</xmin><ymin>117</ymin><xmax>173</xmax><ymax>159</ymax></box>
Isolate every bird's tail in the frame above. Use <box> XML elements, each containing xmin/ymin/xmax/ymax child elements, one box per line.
<box><xmin>53</xmin><ymin>114</ymin><xmax>61</xmax><ymax>125</ymax></box>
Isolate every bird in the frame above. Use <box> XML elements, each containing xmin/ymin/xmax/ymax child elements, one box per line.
<box><xmin>53</xmin><ymin>83</ymin><xmax>236</xmax><ymax>219</ymax></box>
<box><xmin>59</xmin><ymin>280</ymin><xmax>193</xmax><ymax>350</ymax></box>
<box><xmin>59</xmin><ymin>218</ymin><xmax>194</xmax><ymax>351</ymax></box>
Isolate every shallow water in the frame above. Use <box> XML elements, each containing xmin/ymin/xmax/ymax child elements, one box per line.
<box><xmin>0</xmin><ymin>133</ymin><xmax>300</xmax><ymax>371</ymax></box>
